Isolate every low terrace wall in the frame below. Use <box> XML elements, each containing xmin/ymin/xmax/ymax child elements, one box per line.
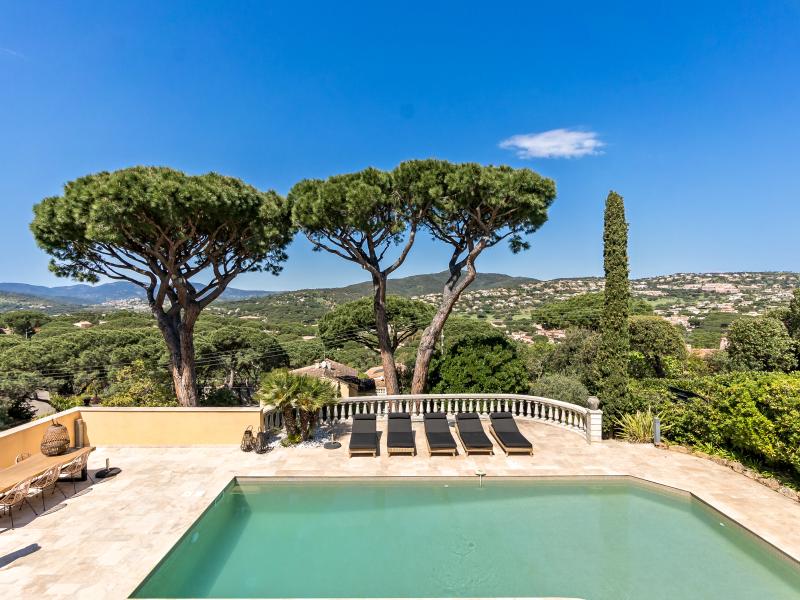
<box><xmin>0</xmin><ymin>394</ymin><xmax>601</xmax><ymax>466</ymax></box>
<box><xmin>78</xmin><ymin>407</ymin><xmax>263</xmax><ymax>447</ymax></box>
<box><xmin>0</xmin><ymin>407</ymin><xmax>83</xmax><ymax>467</ymax></box>
<box><xmin>0</xmin><ymin>407</ymin><xmax>262</xmax><ymax>466</ymax></box>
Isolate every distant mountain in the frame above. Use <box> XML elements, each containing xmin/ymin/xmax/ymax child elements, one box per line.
<box><xmin>213</xmin><ymin>271</ymin><xmax>541</xmax><ymax>321</ymax></box>
<box><xmin>0</xmin><ymin>281</ymin><xmax>274</xmax><ymax>307</ymax></box>
<box><xmin>0</xmin><ymin>290</ymin><xmax>80</xmax><ymax>314</ymax></box>
<box><xmin>322</xmin><ymin>271</ymin><xmax>539</xmax><ymax>301</ymax></box>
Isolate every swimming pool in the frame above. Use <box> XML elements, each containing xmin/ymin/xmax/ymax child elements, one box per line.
<box><xmin>132</xmin><ymin>477</ymin><xmax>800</xmax><ymax>599</ymax></box>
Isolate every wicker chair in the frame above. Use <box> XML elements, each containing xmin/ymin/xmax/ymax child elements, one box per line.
<box><xmin>0</xmin><ymin>479</ymin><xmax>32</xmax><ymax>530</ymax></box>
<box><xmin>59</xmin><ymin>453</ymin><xmax>93</xmax><ymax>494</ymax></box>
<box><xmin>28</xmin><ymin>466</ymin><xmax>63</xmax><ymax>512</ymax></box>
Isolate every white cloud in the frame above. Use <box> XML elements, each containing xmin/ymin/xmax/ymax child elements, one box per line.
<box><xmin>499</xmin><ymin>128</ymin><xmax>604</xmax><ymax>159</ymax></box>
<box><xmin>0</xmin><ymin>47</ymin><xmax>25</xmax><ymax>59</ymax></box>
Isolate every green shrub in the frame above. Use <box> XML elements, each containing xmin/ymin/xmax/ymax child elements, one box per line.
<box><xmin>0</xmin><ymin>377</ymin><xmax>38</xmax><ymax>429</ymax></box>
<box><xmin>546</xmin><ymin>328</ymin><xmax>602</xmax><ymax>393</ymax></box>
<box><xmin>2</xmin><ymin>310</ymin><xmax>52</xmax><ymax>336</ymax></box>
<box><xmin>726</xmin><ymin>317</ymin><xmax>796</xmax><ymax>372</ymax></box>
<box><xmin>601</xmin><ymin>378</ymin><xmax>672</xmax><ymax>437</ymax></box>
<box><xmin>662</xmin><ymin>372</ymin><xmax>800</xmax><ymax>479</ymax></box>
<box><xmin>704</xmin><ymin>350</ymin><xmax>730</xmax><ymax>374</ymax></box>
<box><xmin>428</xmin><ymin>331</ymin><xmax>528</xmax><ymax>394</ymax></box>
<box><xmin>517</xmin><ymin>339</ymin><xmax>554</xmax><ymax>380</ymax></box>
<box><xmin>683</xmin><ymin>352</ymin><xmax>719</xmax><ymax>377</ymax></box>
<box><xmin>628</xmin><ymin>316</ymin><xmax>687</xmax><ymax>378</ymax></box>
<box><xmin>0</xmin><ymin>397</ymin><xmax>34</xmax><ymax>431</ymax></box>
<box><xmin>281</xmin><ymin>433</ymin><xmax>302</xmax><ymax>446</ymax></box>
<box><xmin>530</xmin><ymin>373</ymin><xmax>589</xmax><ymax>407</ymax></box>
<box><xmin>49</xmin><ymin>393</ymin><xmax>84</xmax><ymax>413</ymax></box>
<box><xmin>531</xmin><ymin>292</ymin><xmax>652</xmax><ymax>330</ymax></box>
<box><xmin>201</xmin><ymin>387</ymin><xmax>241</xmax><ymax>407</ymax></box>
<box><xmin>101</xmin><ymin>360</ymin><xmax>177</xmax><ymax>407</ymax></box>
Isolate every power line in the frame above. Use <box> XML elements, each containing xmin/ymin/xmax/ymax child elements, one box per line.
<box><xmin>0</xmin><ymin>316</ymin><xmax>439</xmax><ymax>383</ymax></box>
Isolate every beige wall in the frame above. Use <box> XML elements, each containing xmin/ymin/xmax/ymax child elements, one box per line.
<box><xmin>0</xmin><ymin>407</ymin><xmax>263</xmax><ymax>466</ymax></box>
<box><xmin>0</xmin><ymin>408</ymin><xmax>82</xmax><ymax>467</ymax></box>
<box><xmin>79</xmin><ymin>407</ymin><xmax>263</xmax><ymax>447</ymax></box>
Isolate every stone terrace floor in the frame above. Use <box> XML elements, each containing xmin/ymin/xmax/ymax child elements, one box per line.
<box><xmin>1</xmin><ymin>420</ymin><xmax>799</xmax><ymax>599</ymax></box>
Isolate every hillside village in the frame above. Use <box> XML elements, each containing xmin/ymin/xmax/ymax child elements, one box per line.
<box><xmin>402</xmin><ymin>272</ymin><xmax>800</xmax><ymax>346</ymax></box>
<box><xmin>3</xmin><ymin>272</ymin><xmax>799</xmax><ymax>351</ymax></box>
<box><xmin>409</xmin><ymin>272</ymin><xmax>800</xmax><ymax>319</ymax></box>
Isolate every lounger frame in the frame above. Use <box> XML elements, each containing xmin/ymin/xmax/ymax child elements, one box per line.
<box><xmin>489</xmin><ymin>425</ymin><xmax>534</xmax><ymax>456</ymax></box>
<box><xmin>424</xmin><ymin>436</ymin><xmax>457</xmax><ymax>456</ymax></box>
<box><xmin>348</xmin><ymin>415</ymin><xmax>378</xmax><ymax>457</ymax></box>
<box><xmin>387</xmin><ymin>413</ymin><xmax>416</xmax><ymax>456</ymax></box>
<box><xmin>454</xmin><ymin>428</ymin><xmax>494</xmax><ymax>456</ymax></box>
<box><xmin>423</xmin><ymin>414</ymin><xmax>458</xmax><ymax>457</ymax></box>
<box><xmin>387</xmin><ymin>444</ymin><xmax>416</xmax><ymax>456</ymax></box>
<box><xmin>348</xmin><ymin>447</ymin><xmax>378</xmax><ymax>458</ymax></box>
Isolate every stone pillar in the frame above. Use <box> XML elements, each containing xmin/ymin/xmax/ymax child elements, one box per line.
<box><xmin>586</xmin><ymin>396</ymin><xmax>603</xmax><ymax>443</ymax></box>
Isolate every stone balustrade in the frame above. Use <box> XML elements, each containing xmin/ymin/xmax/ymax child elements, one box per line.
<box><xmin>263</xmin><ymin>393</ymin><xmax>603</xmax><ymax>444</ymax></box>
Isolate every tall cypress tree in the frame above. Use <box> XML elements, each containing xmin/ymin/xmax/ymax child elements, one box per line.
<box><xmin>786</xmin><ymin>288</ymin><xmax>800</xmax><ymax>339</ymax></box>
<box><xmin>599</xmin><ymin>191</ymin><xmax>630</xmax><ymax>421</ymax></box>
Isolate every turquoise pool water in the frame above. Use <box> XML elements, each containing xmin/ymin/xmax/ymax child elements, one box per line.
<box><xmin>133</xmin><ymin>478</ymin><xmax>800</xmax><ymax>599</ymax></box>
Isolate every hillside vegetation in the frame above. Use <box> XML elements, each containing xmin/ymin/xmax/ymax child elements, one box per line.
<box><xmin>0</xmin><ymin>291</ymin><xmax>79</xmax><ymax>314</ymax></box>
<box><xmin>216</xmin><ymin>271</ymin><xmax>800</xmax><ymax>349</ymax></box>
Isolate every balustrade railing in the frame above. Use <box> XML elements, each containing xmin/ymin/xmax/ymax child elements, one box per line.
<box><xmin>263</xmin><ymin>393</ymin><xmax>603</xmax><ymax>443</ymax></box>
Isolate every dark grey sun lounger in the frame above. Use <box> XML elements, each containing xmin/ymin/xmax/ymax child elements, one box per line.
<box><xmin>455</xmin><ymin>412</ymin><xmax>494</xmax><ymax>455</ymax></box>
<box><xmin>489</xmin><ymin>412</ymin><xmax>534</xmax><ymax>455</ymax></box>
<box><xmin>423</xmin><ymin>412</ymin><xmax>457</xmax><ymax>456</ymax></box>
<box><xmin>349</xmin><ymin>414</ymin><xmax>378</xmax><ymax>457</ymax></box>
<box><xmin>387</xmin><ymin>412</ymin><xmax>416</xmax><ymax>456</ymax></box>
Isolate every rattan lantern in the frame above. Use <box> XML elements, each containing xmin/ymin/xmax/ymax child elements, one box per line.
<box><xmin>41</xmin><ymin>420</ymin><xmax>70</xmax><ymax>456</ymax></box>
<box><xmin>240</xmin><ymin>426</ymin><xmax>254</xmax><ymax>452</ymax></box>
<box><xmin>254</xmin><ymin>430</ymin><xmax>269</xmax><ymax>454</ymax></box>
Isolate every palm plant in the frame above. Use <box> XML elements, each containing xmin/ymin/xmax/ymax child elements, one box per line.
<box><xmin>294</xmin><ymin>376</ymin><xmax>338</xmax><ymax>441</ymax></box>
<box><xmin>256</xmin><ymin>370</ymin><xmax>338</xmax><ymax>443</ymax></box>
<box><xmin>257</xmin><ymin>369</ymin><xmax>303</xmax><ymax>440</ymax></box>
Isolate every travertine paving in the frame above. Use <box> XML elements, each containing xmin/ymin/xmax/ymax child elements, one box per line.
<box><xmin>0</xmin><ymin>420</ymin><xmax>798</xmax><ymax>599</ymax></box>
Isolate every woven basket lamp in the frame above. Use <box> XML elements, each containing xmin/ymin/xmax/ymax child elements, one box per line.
<box><xmin>41</xmin><ymin>420</ymin><xmax>70</xmax><ymax>456</ymax></box>
<box><xmin>240</xmin><ymin>426</ymin><xmax>254</xmax><ymax>452</ymax></box>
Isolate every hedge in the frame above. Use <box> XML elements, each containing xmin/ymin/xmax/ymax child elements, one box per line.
<box><xmin>658</xmin><ymin>372</ymin><xmax>800</xmax><ymax>479</ymax></box>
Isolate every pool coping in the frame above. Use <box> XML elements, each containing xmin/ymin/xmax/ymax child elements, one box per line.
<box><xmin>129</xmin><ymin>474</ymin><xmax>800</xmax><ymax>599</ymax></box>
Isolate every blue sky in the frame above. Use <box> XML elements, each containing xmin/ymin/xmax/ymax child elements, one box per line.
<box><xmin>1</xmin><ymin>1</ymin><xmax>798</xmax><ymax>290</ymax></box>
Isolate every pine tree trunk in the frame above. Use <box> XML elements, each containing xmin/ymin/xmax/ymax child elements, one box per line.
<box><xmin>372</xmin><ymin>274</ymin><xmax>400</xmax><ymax>395</ymax></box>
<box><xmin>155</xmin><ymin>307</ymin><xmax>200</xmax><ymax>407</ymax></box>
<box><xmin>411</xmin><ymin>266</ymin><xmax>477</xmax><ymax>393</ymax></box>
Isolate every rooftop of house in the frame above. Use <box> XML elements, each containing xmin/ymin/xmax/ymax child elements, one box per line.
<box><xmin>365</xmin><ymin>363</ymin><xmax>408</xmax><ymax>381</ymax></box>
<box><xmin>290</xmin><ymin>359</ymin><xmax>359</xmax><ymax>381</ymax></box>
